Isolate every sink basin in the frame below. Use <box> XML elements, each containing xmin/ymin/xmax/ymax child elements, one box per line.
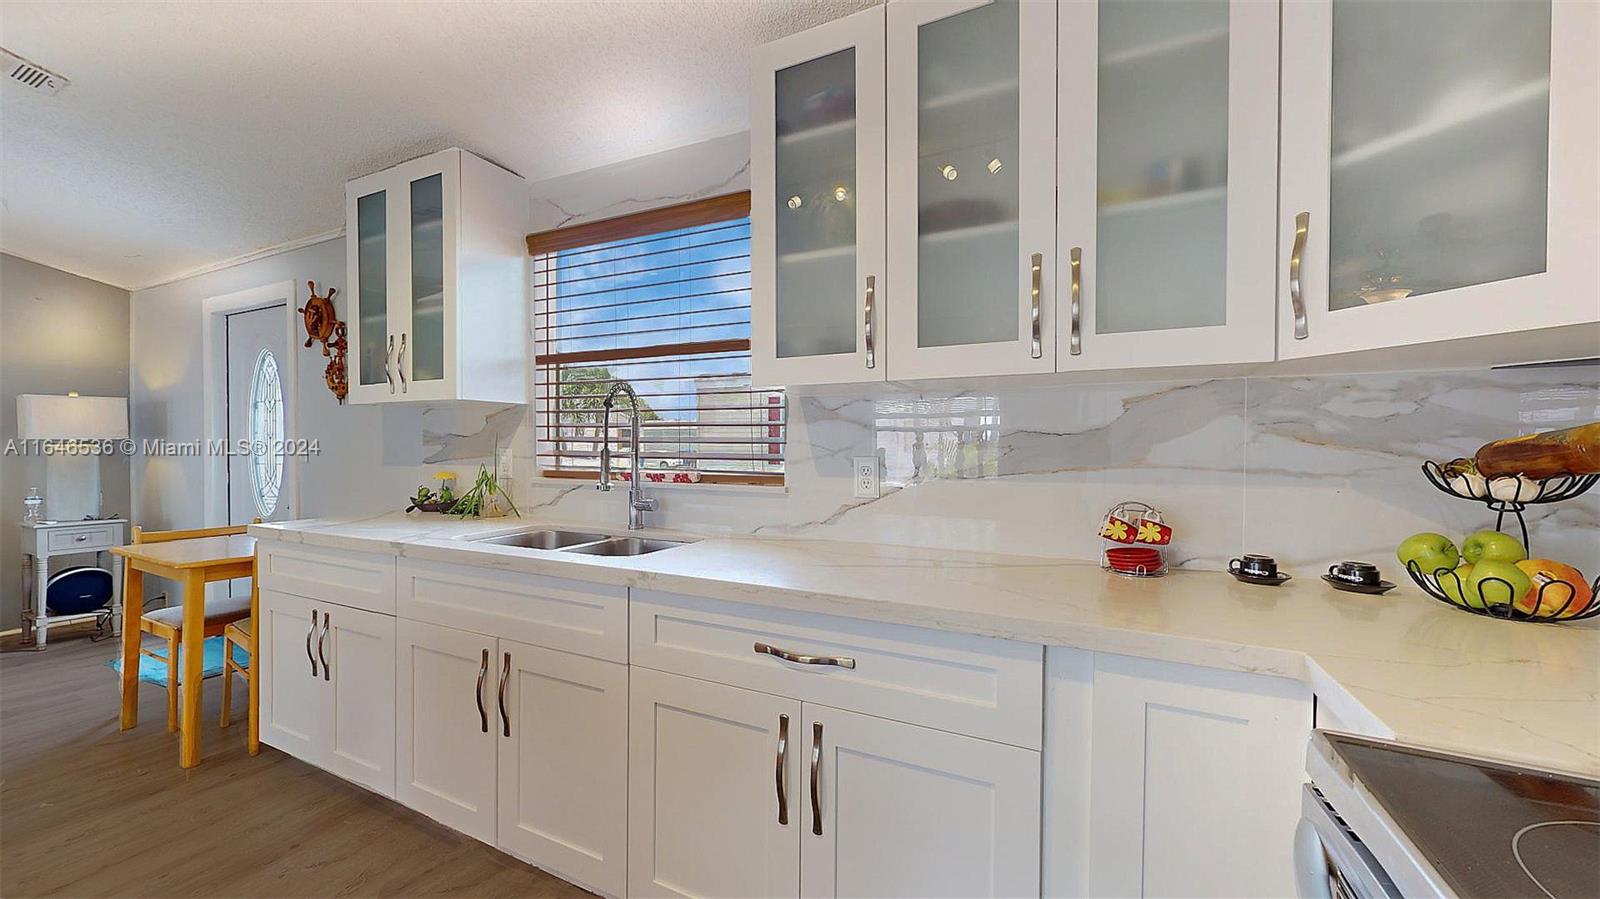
<box><xmin>563</xmin><ymin>537</ymin><xmax>690</xmax><ymax>557</ymax></box>
<box><xmin>477</xmin><ymin>529</ymin><xmax>610</xmax><ymax>550</ymax></box>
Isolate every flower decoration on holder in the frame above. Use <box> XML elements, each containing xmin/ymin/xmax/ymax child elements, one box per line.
<box><xmin>1100</xmin><ymin>500</ymin><xmax>1172</xmax><ymax>578</ymax></box>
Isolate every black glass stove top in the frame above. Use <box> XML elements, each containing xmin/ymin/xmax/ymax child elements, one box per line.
<box><xmin>1327</xmin><ymin>733</ymin><xmax>1600</xmax><ymax>898</ymax></box>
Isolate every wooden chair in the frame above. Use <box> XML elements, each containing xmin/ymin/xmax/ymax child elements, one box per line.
<box><xmin>131</xmin><ymin>523</ymin><xmax>255</xmax><ymax>733</ymax></box>
<box><xmin>219</xmin><ymin>582</ymin><xmax>252</xmax><ymax>731</ymax></box>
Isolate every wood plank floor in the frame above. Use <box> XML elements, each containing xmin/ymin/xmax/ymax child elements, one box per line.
<box><xmin>0</xmin><ymin>628</ymin><xmax>592</xmax><ymax>898</ymax></box>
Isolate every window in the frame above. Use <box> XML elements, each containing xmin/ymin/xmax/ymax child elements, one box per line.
<box><xmin>248</xmin><ymin>348</ymin><xmax>285</xmax><ymax>517</ymax></box>
<box><xmin>531</xmin><ymin>192</ymin><xmax>784</xmax><ymax>485</ymax></box>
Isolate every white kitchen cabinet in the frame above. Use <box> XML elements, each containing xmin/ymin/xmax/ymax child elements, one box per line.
<box><xmin>801</xmin><ymin>704</ymin><xmax>1041</xmax><ymax>899</ymax></box>
<box><xmin>885</xmin><ymin>0</ymin><xmax>1058</xmax><ymax>380</ymax></box>
<box><xmin>1084</xmin><ymin>653</ymin><xmax>1312</xmax><ymax>898</ymax></box>
<box><xmin>1056</xmin><ymin>0</ymin><xmax>1279</xmax><ymax>369</ymax></box>
<box><xmin>495</xmin><ymin>638</ymin><xmax>628</xmax><ymax>898</ymax></box>
<box><xmin>258</xmin><ymin>589</ymin><xmax>396</xmax><ymax>798</ymax></box>
<box><xmin>344</xmin><ymin>147</ymin><xmax>527</xmax><ymax>405</ymax></box>
<box><xmin>752</xmin><ymin>5</ymin><xmax>887</xmax><ymax>388</ymax></box>
<box><xmin>1277</xmin><ymin>0</ymin><xmax>1599</xmax><ymax>359</ymax></box>
<box><xmin>395</xmin><ymin>618</ymin><xmax>498</xmax><ymax>842</ymax></box>
<box><xmin>629</xmin><ymin>667</ymin><xmax>803</xmax><ymax>899</ymax></box>
<box><xmin>259</xmin><ymin>589</ymin><xmax>325</xmax><ymax>763</ymax></box>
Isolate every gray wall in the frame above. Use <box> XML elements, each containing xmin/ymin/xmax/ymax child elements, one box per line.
<box><xmin>129</xmin><ymin>238</ymin><xmax>434</xmax><ymax>536</ymax></box>
<box><xmin>0</xmin><ymin>253</ymin><xmax>131</xmax><ymax>626</ymax></box>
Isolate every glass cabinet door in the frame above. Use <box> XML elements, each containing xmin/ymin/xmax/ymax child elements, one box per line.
<box><xmin>886</xmin><ymin>0</ymin><xmax>1057</xmax><ymax>381</ymax></box>
<box><xmin>408</xmin><ymin>172</ymin><xmax>446</xmax><ymax>385</ymax></box>
<box><xmin>1279</xmin><ymin>0</ymin><xmax>1597</xmax><ymax>359</ymax></box>
<box><xmin>1057</xmin><ymin>0</ymin><xmax>1279</xmax><ymax>369</ymax></box>
<box><xmin>354</xmin><ymin>188</ymin><xmax>391</xmax><ymax>393</ymax></box>
<box><xmin>752</xmin><ymin>6</ymin><xmax>885</xmax><ymax>388</ymax></box>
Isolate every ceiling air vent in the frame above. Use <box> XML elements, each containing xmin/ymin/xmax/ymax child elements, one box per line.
<box><xmin>1</xmin><ymin>48</ymin><xmax>68</xmax><ymax>95</ymax></box>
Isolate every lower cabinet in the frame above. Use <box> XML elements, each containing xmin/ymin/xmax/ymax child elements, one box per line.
<box><xmin>629</xmin><ymin>666</ymin><xmax>1042</xmax><ymax>899</ymax></box>
<box><xmin>396</xmin><ymin>618</ymin><xmax>628</xmax><ymax>897</ymax></box>
<box><xmin>1044</xmin><ymin>648</ymin><xmax>1313</xmax><ymax>898</ymax></box>
<box><xmin>259</xmin><ymin>588</ymin><xmax>396</xmax><ymax>797</ymax></box>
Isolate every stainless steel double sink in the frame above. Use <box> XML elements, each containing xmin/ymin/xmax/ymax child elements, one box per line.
<box><xmin>474</xmin><ymin>529</ymin><xmax>690</xmax><ymax>557</ymax></box>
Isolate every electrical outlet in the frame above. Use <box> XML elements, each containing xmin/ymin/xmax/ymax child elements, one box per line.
<box><xmin>496</xmin><ymin>447</ymin><xmax>514</xmax><ymax>481</ymax></box>
<box><xmin>852</xmin><ymin>456</ymin><xmax>880</xmax><ymax>499</ymax></box>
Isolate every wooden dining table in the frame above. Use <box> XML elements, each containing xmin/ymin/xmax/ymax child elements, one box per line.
<box><xmin>113</xmin><ymin>534</ymin><xmax>256</xmax><ymax>768</ymax></box>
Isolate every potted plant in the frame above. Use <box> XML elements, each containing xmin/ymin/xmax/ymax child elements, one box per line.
<box><xmin>450</xmin><ymin>465</ymin><xmax>519</xmax><ymax>519</ymax></box>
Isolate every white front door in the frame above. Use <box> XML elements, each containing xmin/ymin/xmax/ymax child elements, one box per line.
<box><xmin>225</xmin><ymin>304</ymin><xmax>290</xmax><ymax>523</ymax></box>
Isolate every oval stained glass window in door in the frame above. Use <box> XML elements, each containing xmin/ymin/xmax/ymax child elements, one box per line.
<box><xmin>248</xmin><ymin>348</ymin><xmax>285</xmax><ymax>518</ymax></box>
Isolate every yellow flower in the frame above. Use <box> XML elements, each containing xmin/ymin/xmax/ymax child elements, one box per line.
<box><xmin>1137</xmin><ymin>521</ymin><xmax>1165</xmax><ymax>543</ymax></box>
<box><xmin>1102</xmin><ymin>519</ymin><xmax>1130</xmax><ymax>541</ymax></box>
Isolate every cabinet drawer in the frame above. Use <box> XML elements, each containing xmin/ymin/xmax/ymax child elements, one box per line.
<box><xmin>630</xmin><ymin>590</ymin><xmax>1043</xmax><ymax>749</ymax></box>
<box><xmin>48</xmin><ymin>526</ymin><xmax>114</xmax><ymax>552</ymax></box>
<box><xmin>397</xmin><ymin>559</ymin><xmax>627</xmax><ymax>663</ymax></box>
<box><xmin>258</xmin><ymin>543</ymin><xmax>396</xmax><ymax>614</ymax></box>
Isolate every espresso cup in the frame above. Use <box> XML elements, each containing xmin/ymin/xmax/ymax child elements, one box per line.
<box><xmin>1230</xmin><ymin>554</ymin><xmax>1279</xmax><ymax>578</ymax></box>
<box><xmin>1328</xmin><ymin>561</ymin><xmax>1381</xmax><ymax>585</ymax></box>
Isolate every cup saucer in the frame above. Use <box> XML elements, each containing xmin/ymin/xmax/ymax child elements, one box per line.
<box><xmin>1321</xmin><ymin>574</ymin><xmax>1397</xmax><ymax>595</ymax></box>
<box><xmin>1231</xmin><ymin>570</ymin><xmax>1292</xmax><ymax>586</ymax></box>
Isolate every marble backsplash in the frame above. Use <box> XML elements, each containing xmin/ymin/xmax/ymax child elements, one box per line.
<box><xmin>419</xmin><ymin>366</ymin><xmax>1600</xmax><ymax>578</ymax></box>
<box><xmin>418</xmin><ymin>133</ymin><xmax>1599</xmax><ymax>578</ymax></box>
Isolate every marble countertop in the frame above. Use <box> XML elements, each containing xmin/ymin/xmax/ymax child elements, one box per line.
<box><xmin>251</xmin><ymin>513</ymin><xmax>1600</xmax><ymax>777</ymax></box>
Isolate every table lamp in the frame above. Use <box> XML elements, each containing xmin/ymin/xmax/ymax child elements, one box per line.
<box><xmin>17</xmin><ymin>393</ymin><xmax>129</xmax><ymax>521</ymax></box>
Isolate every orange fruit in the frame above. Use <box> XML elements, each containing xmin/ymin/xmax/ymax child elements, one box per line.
<box><xmin>1513</xmin><ymin>560</ymin><xmax>1592</xmax><ymax>617</ymax></box>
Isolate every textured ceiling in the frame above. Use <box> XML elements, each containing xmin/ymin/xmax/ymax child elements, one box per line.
<box><xmin>0</xmin><ymin>0</ymin><xmax>877</xmax><ymax>289</ymax></box>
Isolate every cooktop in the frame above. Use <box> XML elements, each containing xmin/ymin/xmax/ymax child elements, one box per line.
<box><xmin>1326</xmin><ymin>733</ymin><xmax>1600</xmax><ymax>898</ymax></box>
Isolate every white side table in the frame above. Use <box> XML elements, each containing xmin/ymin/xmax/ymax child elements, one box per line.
<box><xmin>19</xmin><ymin>519</ymin><xmax>127</xmax><ymax>646</ymax></box>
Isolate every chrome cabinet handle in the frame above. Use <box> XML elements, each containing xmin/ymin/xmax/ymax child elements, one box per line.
<box><xmin>1029</xmin><ymin>252</ymin><xmax>1043</xmax><ymax>359</ymax></box>
<box><xmin>397</xmin><ymin>332</ymin><xmax>408</xmax><ymax>393</ymax></box>
<box><xmin>776</xmin><ymin>714</ymin><xmax>790</xmax><ymax>826</ymax></box>
<box><xmin>318</xmin><ymin>612</ymin><xmax>330</xmax><ymax>681</ymax></box>
<box><xmin>1068</xmin><ymin>247</ymin><xmax>1083</xmax><ymax>356</ymax></box>
<box><xmin>498</xmin><ymin>651</ymin><xmax>511</xmax><ymax>738</ymax></box>
<box><xmin>385</xmin><ymin>335</ymin><xmax>396</xmax><ymax>394</ymax></box>
<box><xmin>74</xmin><ymin>534</ymin><xmax>90</xmax><ymax>542</ymax></box>
<box><xmin>1289</xmin><ymin>212</ymin><xmax>1310</xmax><ymax>340</ymax></box>
<box><xmin>754</xmin><ymin>641</ymin><xmax>855</xmax><ymax>670</ymax></box>
<box><xmin>863</xmin><ymin>275</ymin><xmax>876</xmax><ymax>370</ymax></box>
<box><xmin>476</xmin><ymin>649</ymin><xmax>489</xmax><ymax>734</ymax></box>
<box><xmin>810</xmin><ymin>721</ymin><xmax>823</xmax><ymax>836</ymax></box>
<box><xmin>306</xmin><ymin>608</ymin><xmax>318</xmax><ymax>677</ymax></box>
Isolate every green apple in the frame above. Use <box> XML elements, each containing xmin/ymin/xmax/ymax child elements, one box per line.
<box><xmin>1464</xmin><ymin>559</ymin><xmax>1533</xmax><ymax>609</ymax></box>
<box><xmin>1461</xmin><ymin>530</ymin><xmax>1527</xmax><ymax>565</ymax></box>
<box><xmin>1397</xmin><ymin>533</ymin><xmax>1459</xmax><ymax>576</ymax></box>
<box><xmin>1437</xmin><ymin>564</ymin><xmax>1473</xmax><ymax>605</ymax></box>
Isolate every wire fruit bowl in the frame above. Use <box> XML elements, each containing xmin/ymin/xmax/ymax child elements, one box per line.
<box><xmin>1404</xmin><ymin>560</ymin><xmax>1600</xmax><ymax>623</ymax></box>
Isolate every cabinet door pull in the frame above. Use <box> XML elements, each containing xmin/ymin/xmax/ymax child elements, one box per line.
<box><xmin>475</xmin><ymin>648</ymin><xmax>489</xmax><ymax>733</ymax></box>
<box><xmin>864</xmin><ymin>275</ymin><xmax>876</xmax><ymax>370</ymax></box>
<box><xmin>1289</xmin><ymin>212</ymin><xmax>1310</xmax><ymax>340</ymax></box>
<box><xmin>498</xmin><ymin>651</ymin><xmax>511</xmax><ymax>738</ymax></box>
<box><xmin>306</xmin><ymin>608</ymin><xmax>319</xmax><ymax>677</ymax></box>
<box><xmin>1068</xmin><ymin>247</ymin><xmax>1083</xmax><ymax>356</ymax></box>
<box><xmin>810</xmin><ymin>721</ymin><xmax>823</xmax><ymax>836</ymax></box>
<box><xmin>397</xmin><ymin>332</ymin><xmax>408</xmax><ymax>393</ymax></box>
<box><xmin>775</xmin><ymin>713</ymin><xmax>790</xmax><ymax>826</ymax></box>
<box><xmin>754</xmin><ymin>641</ymin><xmax>855</xmax><ymax>670</ymax></box>
<box><xmin>1029</xmin><ymin>252</ymin><xmax>1043</xmax><ymax>359</ymax></box>
<box><xmin>385</xmin><ymin>335</ymin><xmax>396</xmax><ymax>394</ymax></box>
<box><xmin>317</xmin><ymin>612</ymin><xmax>330</xmax><ymax>681</ymax></box>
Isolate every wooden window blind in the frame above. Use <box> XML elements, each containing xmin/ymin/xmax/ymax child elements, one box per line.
<box><xmin>530</xmin><ymin>191</ymin><xmax>784</xmax><ymax>485</ymax></box>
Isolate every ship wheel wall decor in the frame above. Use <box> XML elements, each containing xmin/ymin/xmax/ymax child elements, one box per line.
<box><xmin>298</xmin><ymin>280</ymin><xmax>349</xmax><ymax>403</ymax></box>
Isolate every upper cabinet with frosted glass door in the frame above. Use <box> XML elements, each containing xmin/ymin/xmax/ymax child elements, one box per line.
<box><xmin>885</xmin><ymin>0</ymin><xmax>1058</xmax><ymax>381</ymax></box>
<box><xmin>344</xmin><ymin>148</ymin><xmax>529</xmax><ymax>405</ymax></box>
<box><xmin>752</xmin><ymin>6</ymin><xmax>886</xmax><ymax>388</ymax></box>
<box><xmin>1056</xmin><ymin>0</ymin><xmax>1279</xmax><ymax>370</ymax></box>
<box><xmin>1277</xmin><ymin>0</ymin><xmax>1599</xmax><ymax>359</ymax></box>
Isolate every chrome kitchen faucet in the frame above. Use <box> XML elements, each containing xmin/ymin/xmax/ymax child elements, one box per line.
<box><xmin>596</xmin><ymin>381</ymin><xmax>658</xmax><ymax>530</ymax></box>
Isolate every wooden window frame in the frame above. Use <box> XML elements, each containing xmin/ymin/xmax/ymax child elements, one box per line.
<box><xmin>530</xmin><ymin>191</ymin><xmax>783</xmax><ymax>487</ymax></box>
